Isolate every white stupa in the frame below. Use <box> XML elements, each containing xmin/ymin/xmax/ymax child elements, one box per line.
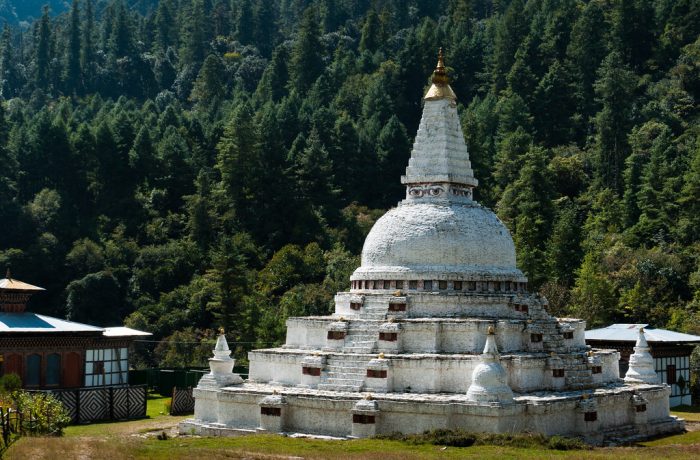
<box><xmin>624</xmin><ymin>328</ymin><xmax>660</xmax><ymax>384</ymax></box>
<box><xmin>181</xmin><ymin>50</ymin><xmax>684</xmax><ymax>444</ymax></box>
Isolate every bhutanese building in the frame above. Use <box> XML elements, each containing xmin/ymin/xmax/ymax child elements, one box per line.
<box><xmin>586</xmin><ymin>324</ymin><xmax>700</xmax><ymax>407</ymax></box>
<box><xmin>0</xmin><ymin>270</ymin><xmax>150</xmax><ymax>389</ymax></box>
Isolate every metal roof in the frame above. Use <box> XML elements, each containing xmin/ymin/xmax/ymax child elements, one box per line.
<box><xmin>0</xmin><ymin>312</ymin><xmax>102</xmax><ymax>333</ymax></box>
<box><xmin>103</xmin><ymin>326</ymin><xmax>152</xmax><ymax>337</ymax></box>
<box><xmin>0</xmin><ymin>313</ymin><xmax>151</xmax><ymax>337</ymax></box>
<box><xmin>585</xmin><ymin>324</ymin><xmax>700</xmax><ymax>343</ymax></box>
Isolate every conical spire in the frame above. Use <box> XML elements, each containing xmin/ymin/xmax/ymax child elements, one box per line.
<box><xmin>401</xmin><ymin>48</ymin><xmax>477</xmax><ymax>196</ymax></box>
<box><xmin>424</xmin><ymin>48</ymin><xmax>456</xmax><ymax>101</ymax></box>
<box><xmin>624</xmin><ymin>327</ymin><xmax>659</xmax><ymax>385</ymax></box>
<box><xmin>466</xmin><ymin>326</ymin><xmax>514</xmax><ymax>404</ymax></box>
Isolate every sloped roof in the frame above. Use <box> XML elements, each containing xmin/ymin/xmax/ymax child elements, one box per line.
<box><xmin>0</xmin><ymin>312</ymin><xmax>102</xmax><ymax>333</ymax></box>
<box><xmin>0</xmin><ymin>277</ymin><xmax>45</xmax><ymax>291</ymax></box>
<box><xmin>585</xmin><ymin>324</ymin><xmax>700</xmax><ymax>343</ymax></box>
<box><xmin>103</xmin><ymin>326</ymin><xmax>152</xmax><ymax>337</ymax></box>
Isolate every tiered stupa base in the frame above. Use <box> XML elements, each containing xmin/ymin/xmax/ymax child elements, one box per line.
<box><xmin>180</xmin><ymin>381</ymin><xmax>683</xmax><ymax>444</ymax></box>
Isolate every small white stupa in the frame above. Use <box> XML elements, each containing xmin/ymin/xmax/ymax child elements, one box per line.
<box><xmin>624</xmin><ymin>328</ymin><xmax>659</xmax><ymax>384</ymax></box>
<box><xmin>467</xmin><ymin>326</ymin><xmax>514</xmax><ymax>403</ymax></box>
<box><xmin>197</xmin><ymin>329</ymin><xmax>244</xmax><ymax>388</ymax></box>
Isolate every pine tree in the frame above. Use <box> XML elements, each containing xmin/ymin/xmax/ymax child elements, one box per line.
<box><xmin>154</xmin><ymin>0</ymin><xmax>176</xmax><ymax>52</ymax></box>
<box><xmin>492</xmin><ymin>0</ymin><xmax>528</xmax><ymax>91</ymax></box>
<box><xmin>190</xmin><ymin>54</ymin><xmax>226</xmax><ymax>108</ymax></box>
<box><xmin>235</xmin><ymin>0</ymin><xmax>254</xmax><ymax>45</ymax></box>
<box><xmin>498</xmin><ymin>146</ymin><xmax>554</xmax><ymax>288</ymax></box>
<box><xmin>593</xmin><ymin>51</ymin><xmax>637</xmax><ymax>194</ymax></box>
<box><xmin>65</xmin><ymin>0</ymin><xmax>82</xmax><ymax>94</ymax></box>
<box><xmin>377</xmin><ymin>115</ymin><xmax>411</xmax><ymax>203</ymax></box>
<box><xmin>288</xmin><ymin>7</ymin><xmax>323</xmax><ymax>94</ymax></box>
<box><xmin>253</xmin><ymin>1</ymin><xmax>277</xmax><ymax>57</ymax></box>
<box><xmin>0</xmin><ymin>25</ymin><xmax>20</xmax><ymax>98</ymax></box>
<box><xmin>81</xmin><ymin>0</ymin><xmax>95</xmax><ymax>92</ymax></box>
<box><xmin>182</xmin><ymin>0</ymin><xmax>209</xmax><ymax>66</ymax></box>
<box><xmin>359</xmin><ymin>8</ymin><xmax>381</xmax><ymax>53</ymax></box>
<box><xmin>34</xmin><ymin>6</ymin><xmax>52</xmax><ymax>91</ymax></box>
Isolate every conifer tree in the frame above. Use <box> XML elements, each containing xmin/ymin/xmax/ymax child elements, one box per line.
<box><xmin>34</xmin><ymin>6</ymin><xmax>52</xmax><ymax>91</ymax></box>
<box><xmin>81</xmin><ymin>0</ymin><xmax>95</xmax><ymax>92</ymax></box>
<box><xmin>593</xmin><ymin>51</ymin><xmax>636</xmax><ymax>194</ymax></box>
<box><xmin>65</xmin><ymin>0</ymin><xmax>82</xmax><ymax>94</ymax></box>
<box><xmin>289</xmin><ymin>7</ymin><xmax>323</xmax><ymax>94</ymax></box>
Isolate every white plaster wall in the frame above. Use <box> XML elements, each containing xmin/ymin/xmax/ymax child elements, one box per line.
<box><xmin>285</xmin><ymin>319</ymin><xmax>327</xmax><ymax>349</ymax></box>
<box><xmin>248</xmin><ymin>351</ymin><xmax>302</xmax><ymax>385</ymax></box>
<box><xmin>216</xmin><ymin>392</ymin><xmax>259</xmax><ymax>428</ymax></box>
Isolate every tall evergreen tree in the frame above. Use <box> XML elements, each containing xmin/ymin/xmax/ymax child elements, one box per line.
<box><xmin>288</xmin><ymin>7</ymin><xmax>323</xmax><ymax>94</ymax></box>
<box><xmin>65</xmin><ymin>0</ymin><xmax>82</xmax><ymax>94</ymax></box>
<box><xmin>593</xmin><ymin>51</ymin><xmax>637</xmax><ymax>194</ymax></box>
<box><xmin>34</xmin><ymin>6</ymin><xmax>52</xmax><ymax>91</ymax></box>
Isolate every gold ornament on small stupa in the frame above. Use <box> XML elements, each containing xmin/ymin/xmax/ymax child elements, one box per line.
<box><xmin>487</xmin><ymin>325</ymin><xmax>495</xmax><ymax>335</ymax></box>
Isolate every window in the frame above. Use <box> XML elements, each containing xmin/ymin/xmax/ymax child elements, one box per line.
<box><xmin>383</xmin><ymin>280</ymin><xmax>391</xmax><ymax>289</ymax></box>
<box><xmin>552</xmin><ymin>369</ymin><xmax>565</xmax><ymax>378</ymax></box>
<box><xmin>453</xmin><ymin>281</ymin><xmax>462</xmax><ymax>291</ymax></box>
<box><xmin>563</xmin><ymin>331</ymin><xmax>574</xmax><ymax>339</ymax></box>
<box><xmin>636</xmin><ymin>404</ymin><xmax>647</xmax><ymax>413</ymax></box>
<box><xmin>530</xmin><ymin>333</ymin><xmax>542</xmax><ymax>343</ymax></box>
<box><xmin>302</xmin><ymin>367</ymin><xmax>321</xmax><ymax>376</ymax></box>
<box><xmin>367</xmin><ymin>369</ymin><xmax>387</xmax><ymax>378</ymax></box>
<box><xmin>667</xmin><ymin>364</ymin><xmax>676</xmax><ymax>384</ymax></box>
<box><xmin>26</xmin><ymin>354</ymin><xmax>41</xmax><ymax>386</ymax></box>
<box><xmin>423</xmin><ymin>280</ymin><xmax>433</xmax><ymax>291</ymax></box>
<box><xmin>408</xmin><ymin>280</ymin><xmax>418</xmax><ymax>290</ymax></box>
<box><xmin>46</xmin><ymin>353</ymin><xmax>61</xmax><ymax>386</ymax></box>
<box><xmin>584</xmin><ymin>412</ymin><xmax>597</xmax><ymax>422</ymax></box>
<box><xmin>353</xmin><ymin>414</ymin><xmax>375</xmax><ymax>424</ymax></box>
<box><xmin>388</xmin><ymin>302</ymin><xmax>406</xmax><ymax>312</ymax></box>
<box><xmin>591</xmin><ymin>366</ymin><xmax>602</xmax><ymax>374</ymax></box>
<box><xmin>395</xmin><ymin>280</ymin><xmax>404</xmax><ymax>289</ymax></box>
<box><xmin>379</xmin><ymin>332</ymin><xmax>398</xmax><ymax>342</ymax></box>
<box><xmin>261</xmin><ymin>407</ymin><xmax>281</xmax><ymax>416</ymax></box>
<box><xmin>439</xmin><ymin>281</ymin><xmax>447</xmax><ymax>290</ymax></box>
<box><xmin>467</xmin><ymin>281</ymin><xmax>476</xmax><ymax>291</ymax></box>
<box><xmin>327</xmin><ymin>331</ymin><xmax>346</xmax><ymax>340</ymax></box>
<box><xmin>350</xmin><ymin>302</ymin><xmax>362</xmax><ymax>311</ymax></box>
<box><xmin>85</xmin><ymin>348</ymin><xmax>128</xmax><ymax>387</ymax></box>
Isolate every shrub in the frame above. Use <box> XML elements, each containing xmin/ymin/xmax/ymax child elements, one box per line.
<box><xmin>0</xmin><ymin>373</ymin><xmax>22</xmax><ymax>392</ymax></box>
<box><xmin>13</xmin><ymin>391</ymin><xmax>71</xmax><ymax>436</ymax></box>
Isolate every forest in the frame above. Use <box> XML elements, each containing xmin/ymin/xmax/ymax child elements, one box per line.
<box><xmin>0</xmin><ymin>0</ymin><xmax>698</xmax><ymax>367</ymax></box>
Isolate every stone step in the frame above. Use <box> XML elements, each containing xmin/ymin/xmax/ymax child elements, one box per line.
<box><xmin>317</xmin><ymin>383</ymin><xmax>363</xmax><ymax>392</ymax></box>
<box><xmin>325</xmin><ymin>372</ymin><xmax>365</xmax><ymax>379</ymax></box>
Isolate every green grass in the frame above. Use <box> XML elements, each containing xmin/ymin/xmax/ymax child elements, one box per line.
<box><xmin>671</xmin><ymin>405</ymin><xmax>700</xmax><ymax>422</ymax></box>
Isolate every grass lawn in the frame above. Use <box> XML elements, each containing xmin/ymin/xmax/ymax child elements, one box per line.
<box><xmin>5</xmin><ymin>397</ymin><xmax>700</xmax><ymax>459</ymax></box>
<box><xmin>671</xmin><ymin>405</ymin><xmax>700</xmax><ymax>422</ymax></box>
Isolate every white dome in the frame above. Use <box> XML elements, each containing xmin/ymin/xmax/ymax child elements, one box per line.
<box><xmin>352</xmin><ymin>202</ymin><xmax>524</xmax><ymax>281</ymax></box>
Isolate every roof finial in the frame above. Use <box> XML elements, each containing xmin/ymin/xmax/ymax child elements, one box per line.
<box><xmin>5</xmin><ymin>267</ymin><xmax>10</xmax><ymax>280</ymax></box>
<box><xmin>431</xmin><ymin>47</ymin><xmax>449</xmax><ymax>86</ymax></box>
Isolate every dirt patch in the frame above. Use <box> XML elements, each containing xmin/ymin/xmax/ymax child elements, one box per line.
<box><xmin>685</xmin><ymin>421</ymin><xmax>700</xmax><ymax>432</ymax></box>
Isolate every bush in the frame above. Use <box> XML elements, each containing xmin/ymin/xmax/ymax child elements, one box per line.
<box><xmin>13</xmin><ymin>391</ymin><xmax>71</xmax><ymax>436</ymax></box>
<box><xmin>0</xmin><ymin>373</ymin><xmax>22</xmax><ymax>392</ymax></box>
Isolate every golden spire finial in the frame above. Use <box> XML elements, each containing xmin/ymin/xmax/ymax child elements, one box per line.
<box><xmin>218</xmin><ymin>327</ymin><xmax>225</xmax><ymax>335</ymax></box>
<box><xmin>431</xmin><ymin>47</ymin><xmax>449</xmax><ymax>86</ymax></box>
<box><xmin>487</xmin><ymin>325</ymin><xmax>495</xmax><ymax>335</ymax></box>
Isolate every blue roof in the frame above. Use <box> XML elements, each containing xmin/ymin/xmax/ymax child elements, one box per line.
<box><xmin>0</xmin><ymin>312</ymin><xmax>103</xmax><ymax>333</ymax></box>
<box><xmin>585</xmin><ymin>324</ymin><xmax>700</xmax><ymax>343</ymax></box>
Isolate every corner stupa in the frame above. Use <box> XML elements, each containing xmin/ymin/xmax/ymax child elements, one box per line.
<box><xmin>181</xmin><ymin>50</ymin><xmax>684</xmax><ymax>444</ymax></box>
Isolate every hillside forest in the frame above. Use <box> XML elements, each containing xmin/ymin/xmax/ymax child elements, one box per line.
<box><xmin>0</xmin><ymin>0</ymin><xmax>698</xmax><ymax>367</ymax></box>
